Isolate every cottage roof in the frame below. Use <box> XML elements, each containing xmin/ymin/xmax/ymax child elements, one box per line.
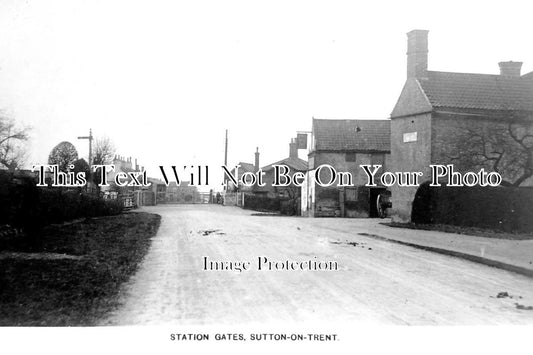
<box><xmin>230</xmin><ymin>162</ymin><xmax>256</xmax><ymax>175</ymax></box>
<box><xmin>147</xmin><ymin>177</ymin><xmax>166</xmax><ymax>185</ymax></box>
<box><xmin>262</xmin><ymin>156</ymin><xmax>308</xmax><ymax>172</ymax></box>
<box><xmin>418</xmin><ymin>71</ymin><xmax>533</xmax><ymax>112</ymax></box>
<box><xmin>312</xmin><ymin>119</ymin><xmax>390</xmax><ymax>152</ymax></box>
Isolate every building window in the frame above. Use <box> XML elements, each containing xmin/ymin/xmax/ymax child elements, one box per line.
<box><xmin>345</xmin><ymin>152</ymin><xmax>356</xmax><ymax>162</ymax></box>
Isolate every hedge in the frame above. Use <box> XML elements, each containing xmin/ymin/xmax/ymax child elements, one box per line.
<box><xmin>38</xmin><ymin>188</ymin><xmax>123</xmax><ymax>224</ymax></box>
<box><xmin>0</xmin><ymin>172</ymin><xmax>123</xmax><ymax>234</ymax></box>
<box><xmin>411</xmin><ymin>183</ymin><xmax>533</xmax><ymax>233</ymax></box>
<box><xmin>242</xmin><ymin>194</ymin><xmax>301</xmax><ymax>215</ymax></box>
<box><xmin>243</xmin><ymin>194</ymin><xmax>280</xmax><ymax>212</ymax></box>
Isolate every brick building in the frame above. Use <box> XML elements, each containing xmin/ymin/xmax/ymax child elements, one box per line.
<box><xmin>157</xmin><ymin>181</ymin><xmax>200</xmax><ymax>204</ymax></box>
<box><xmin>390</xmin><ymin>30</ymin><xmax>533</xmax><ymax>222</ymax></box>
<box><xmin>303</xmin><ymin>118</ymin><xmax>391</xmax><ymax>217</ymax></box>
<box><xmin>100</xmin><ymin>155</ymin><xmax>144</xmax><ymax>207</ymax></box>
<box><xmin>253</xmin><ymin>140</ymin><xmax>307</xmax><ymax>199</ymax></box>
<box><xmin>101</xmin><ymin>155</ymin><xmax>142</xmax><ymax>190</ymax></box>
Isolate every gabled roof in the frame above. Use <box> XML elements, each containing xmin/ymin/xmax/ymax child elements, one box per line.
<box><xmin>312</xmin><ymin>119</ymin><xmax>391</xmax><ymax>152</ymax></box>
<box><xmin>262</xmin><ymin>156</ymin><xmax>308</xmax><ymax>172</ymax></box>
<box><xmin>392</xmin><ymin>70</ymin><xmax>533</xmax><ymax>117</ymax></box>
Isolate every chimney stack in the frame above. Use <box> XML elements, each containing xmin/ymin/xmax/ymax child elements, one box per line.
<box><xmin>499</xmin><ymin>61</ymin><xmax>522</xmax><ymax>77</ymax></box>
<box><xmin>407</xmin><ymin>29</ymin><xmax>429</xmax><ymax>78</ymax></box>
<box><xmin>289</xmin><ymin>138</ymin><xmax>298</xmax><ymax>158</ymax></box>
<box><xmin>254</xmin><ymin>147</ymin><xmax>260</xmax><ymax>172</ymax></box>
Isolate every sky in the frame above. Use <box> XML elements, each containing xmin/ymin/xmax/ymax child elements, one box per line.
<box><xmin>0</xmin><ymin>0</ymin><xmax>532</xmax><ymax>190</ymax></box>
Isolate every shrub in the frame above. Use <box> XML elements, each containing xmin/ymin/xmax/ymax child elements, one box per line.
<box><xmin>243</xmin><ymin>194</ymin><xmax>281</xmax><ymax>212</ymax></box>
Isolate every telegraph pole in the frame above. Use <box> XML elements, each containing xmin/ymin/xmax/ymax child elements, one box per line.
<box><xmin>224</xmin><ymin>129</ymin><xmax>228</xmax><ymax>189</ymax></box>
<box><xmin>77</xmin><ymin>128</ymin><xmax>93</xmax><ymax>165</ymax></box>
<box><xmin>78</xmin><ymin>129</ymin><xmax>94</xmax><ymax>193</ymax></box>
<box><xmin>224</xmin><ymin>129</ymin><xmax>228</xmax><ymax>167</ymax></box>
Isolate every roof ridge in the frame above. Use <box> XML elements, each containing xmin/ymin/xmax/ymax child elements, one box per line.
<box><xmin>261</xmin><ymin>156</ymin><xmax>308</xmax><ymax>171</ymax></box>
<box><xmin>427</xmin><ymin>70</ymin><xmax>504</xmax><ymax>77</ymax></box>
<box><xmin>313</xmin><ymin>118</ymin><xmax>390</xmax><ymax>122</ymax></box>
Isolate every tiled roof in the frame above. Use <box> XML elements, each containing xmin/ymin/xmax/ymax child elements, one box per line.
<box><xmin>522</xmin><ymin>71</ymin><xmax>533</xmax><ymax>81</ymax></box>
<box><xmin>239</xmin><ymin>162</ymin><xmax>256</xmax><ymax>173</ymax></box>
<box><xmin>230</xmin><ymin>162</ymin><xmax>256</xmax><ymax>175</ymax></box>
<box><xmin>262</xmin><ymin>157</ymin><xmax>308</xmax><ymax>172</ymax></box>
<box><xmin>312</xmin><ymin>119</ymin><xmax>390</xmax><ymax>152</ymax></box>
<box><xmin>147</xmin><ymin>177</ymin><xmax>166</xmax><ymax>185</ymax></box>
<box><xmin>418</xmin><ymin>71</ymin><xmax>533</xmax><ymax>111</ymax></box>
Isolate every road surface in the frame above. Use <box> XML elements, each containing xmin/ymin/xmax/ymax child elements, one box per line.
<box><xmin>103</xmin><ymin>205</ymin><xmax>533</xmax><ymax>325</ymax></box>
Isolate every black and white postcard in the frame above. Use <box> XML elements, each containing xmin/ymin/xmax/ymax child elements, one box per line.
<box><xmin>0</xmin><ymin>1</ymin><xmax>532</xmax><ymax>354</ymax></box>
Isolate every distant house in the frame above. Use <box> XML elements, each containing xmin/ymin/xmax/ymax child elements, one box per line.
<box><xmin>226</xmin><ymin>148</ymin><xmax>260</xmax><ymax>193</ymax></box>
<box><xmin>133</xmin><ymin>176</ymin><xmax>201</xmax><ymax>205</ymax></box>
<box><xmin>390</xmin><ymin>30</ymin><xmax>533</xmax><ymax>222</ymax></box>
<box><xmin>142</xmin><ymin>177</ymin><xmax>166</xmax><ymax>206</ymax></box>
<box><xmin>101</xmin><ymin>155</ymin><xmax>140</xmax><ymax>191</ymax></box>
<box><xmin>160</xmin><ymin>181</ymin><xmax>200</xmax><ymax>204</ymax></box>
<box><xmin>303</xmin><ymin>118</ymin><xmax>391</xmax><ymax>217</ymax></box>
<box><xmin>253</xmin><ymin>139</ymin><xmax>308</xmax><ymax>200</ymax></box>
<box><xmin>226</xmin><ymin>140</ymin><xmax>307</xmax><ymax>213</ymax></box>
<box><xmin>101</xmin><ymin>155</ymin><xmax>144</xmax><ymax>207</ymax></box>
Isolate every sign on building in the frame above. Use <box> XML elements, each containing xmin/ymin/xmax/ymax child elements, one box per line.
<box><xmin>297</xmin><ymin>133</ymin><xmax>308</xmax><ymax>149</ymax></box>
<box><xmin>403</xmin><ymin>132</ymin><xmax>418</xmax><ymax>143</ymax></box>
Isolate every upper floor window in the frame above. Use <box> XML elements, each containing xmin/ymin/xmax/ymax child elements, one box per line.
<box><xmin>371</xmin><ymin>153</ymin><xmax>385</xmax><ymax>168</ymax></box>
<box><xmin>345</xmin><ymin>152</ymin><xmax>356</xmax><ymax>162</ymax></box>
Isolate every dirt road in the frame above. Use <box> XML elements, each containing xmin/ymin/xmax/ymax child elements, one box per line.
<box><xmin>104</xmin><ymin>205</ymin><xmax>533</xmax><ymax>325</ymax></box>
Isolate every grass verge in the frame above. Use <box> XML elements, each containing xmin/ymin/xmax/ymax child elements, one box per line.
<box><xmin>0</xmin><ymin>212</ymin><xmax>161</xmax><ymax>326</ymax></box>
<box><xmin>383</xmin><ymin>222</ymin><xmax>533</xmax><ymax>240</ymax></box>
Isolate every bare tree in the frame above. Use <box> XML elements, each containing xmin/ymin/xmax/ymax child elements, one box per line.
<box><xmin>0</xmin><ymin>114</ymin><xmax>30</xmax><ymax>170</ymax></box>
<box><xmin>91</xmin><ymin>137</ymin><xmax>116</xmax><ymax>190</ymax></box>
<box><xmin>92</xmin><ymin>136</ymin><xmax>116</xmax><ymax>165</ymax></box>
<box><xmin>440</xmin><ymin>119</ymin><xmax>533</xmax><ymax>187</ymax></box>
